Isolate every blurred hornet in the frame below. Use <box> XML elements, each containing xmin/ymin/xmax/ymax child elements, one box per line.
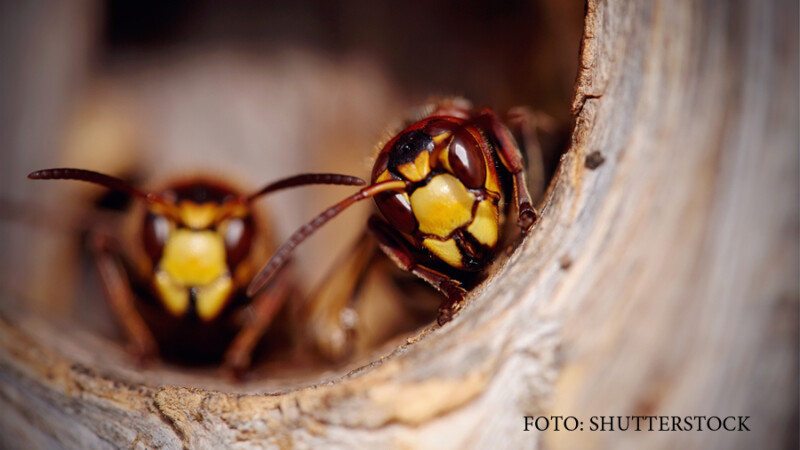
<box><xmin>28</xmin><ymin>168</ymin><xmax>364</xmax><ymax>375</ymax></box>
<box><xmin>247</xmin><ymin>99</ymin><xmax>542</xmax><ymax>359</ymax></box>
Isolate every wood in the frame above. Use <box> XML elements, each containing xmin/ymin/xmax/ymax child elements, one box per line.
<box><xmin>1</xmin><ymin>0</ymin><xmax>797</xmax><ymax>448</ymax></box>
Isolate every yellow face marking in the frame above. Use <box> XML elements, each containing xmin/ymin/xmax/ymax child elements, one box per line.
<box><xmin>397</xmin><ymin>150</ymin><xmax>430</xmax><ymax>182</ymax></box>
<box><xmin>484</xmin><ymin>168</ymin><xmax>500</xmax><ymax>195</ymax></box>
<box><xmin>432</xmin><ymin>132</ymin><xmax>452</xmax><ymax>146</ymax></box>
<box><xmin>148</xmin><ymin>202</ymin><xmax>181</xmax><ymax>220</ymax></box>
<box><xmin>466</xmin><ymin>199</ymin><xmax>499</xmax><ymax>247</ymax></box>
<box><xmin>195</xmin><ymin>274</ymin><xmax>233</xmax><ymax>321</ymax></box>
<box><xmin>437</xmin><ymin>145</ymin><xmax>453</xmax><ymax>172</ymax></box>
<box><xmin>423</xmin><ymin>238</ymin><xmax>462</xmax><ymax>268</ymax></box>
<box><xmin>215</xmin><ymin>201</ymin><xmax>249</xmax><ymax>222</ymax></box>
<box><xmin>160</xmin><ymin>229</ymin><xmax>227</xmax><ymax>286</ymax></box>
<box><xmin>179</xmin><ymin>202</ymin><xmax>219</xmax><ymax>229</ymax></box>
<box><xmin>154</xmin><ymin>270</ymin><xmax>190</xmax><ymax>316</ymax></box>
<box><xmin>375</xmin><ymin>169</ymin><xmax>392</xmax><ymax>183</ymax></box>
<box><xmin>431</xmin><ymin>132</ymin><xmax>453</xmax><ymax>171</ymax></box>
<box><xmin>410</xmin><ymin>174</ymin><xmax>475</xmax><ymax>237</ymax></box>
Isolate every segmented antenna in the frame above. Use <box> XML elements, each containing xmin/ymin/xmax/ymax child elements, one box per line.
<box><xmin>246</xmin><ymin>173</ymin><xmax>366</xmax><ymax>202</ymax></box>
<box><xmin>28</xmin><ymin>168</ymin><xmax>150</xmax><ymax>200</ymax></box>
<box><xmin>28</xmin><ymin>167</ymin><xmax>183</xmax><ymax>218</ymax></box>
<box><xmin>247</xmin><ymin>180</ymin><xmax>408</xmax><ymax>296</ymax></box>
<box><xmin>30</xmin><ymin>168</ymin><xmax>368</xmax><ymax>223</ymax></box>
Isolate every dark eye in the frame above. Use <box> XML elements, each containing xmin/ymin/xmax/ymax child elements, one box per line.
<box><xmin>371</xmin><ymin>152</ymin><xmax>390</xmax><ymax>183</ymax></box>
<box><xmin>223</xmin><ymin>218</ymin><xmax>253</xmax><ymax>266</ymax></box>
<box><xmin>143</xmin><ymin>213</ymin><xmax>171</xmax><ymax>262</ymax></box>
<box><xmin>448</xmin><ymin>128</ymin><xmax>486</xmax><ymax>189</ymax></box>
<box><xmin>422</xmin><ymin>119</ymin><xmax>457</xmax><ymax>138</ymax></box>
<box><xmin>375</xmin><ymin>192</ymin><xmax>417</xmax><ymax>235</ymax></box>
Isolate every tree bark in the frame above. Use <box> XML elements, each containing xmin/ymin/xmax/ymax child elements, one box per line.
<box><xmin>1</xmin><ymin>0</ymin><xmax>797</xmax><ymax>449</ymax></box>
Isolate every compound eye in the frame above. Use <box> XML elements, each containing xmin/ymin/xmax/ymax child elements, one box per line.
<box><xmin>423</xmin><ymin>119</ymin><xmax>457</xmax><ymax>138</ymax></box>
<box><xmin>371</xmin><ymin>152</ymin><xmax>390</xmax><ymax>183</ymax></box>
<box><xmin>375</xmin><ymin>191</ymin><xmax>417</xmax><ymax>235</ymax></box>
<box><xmin>448</xmin><ymin>129</ymin><xmax>486</xmax><ymax>189</ymax></box>
<box><xmin>222</xmin><ymin>217</ymin><xmax>253</xmax><ymax>266</ymax></box>
<box><xmin>143</xmin><ymin>213</ymin><xmax>172</xmax><ymax>262</ymax></box>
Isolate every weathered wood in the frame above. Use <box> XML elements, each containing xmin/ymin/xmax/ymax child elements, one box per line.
<box><xmin>1</xmin><ymin>0</ymin><xmax>797</xmax><ymax>448</ymax></box>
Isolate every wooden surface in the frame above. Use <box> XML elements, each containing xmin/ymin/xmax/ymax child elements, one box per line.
<box><xmin>1</xmin><ymin>0</ymin><xmax>797</xmax><ymax>448</ymax></box>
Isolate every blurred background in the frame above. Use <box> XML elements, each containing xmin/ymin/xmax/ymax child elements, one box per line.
<box><xmin>0</xmin><ymin>1</ymin><xmax>583</xmax><ymax>381</ymax></box>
